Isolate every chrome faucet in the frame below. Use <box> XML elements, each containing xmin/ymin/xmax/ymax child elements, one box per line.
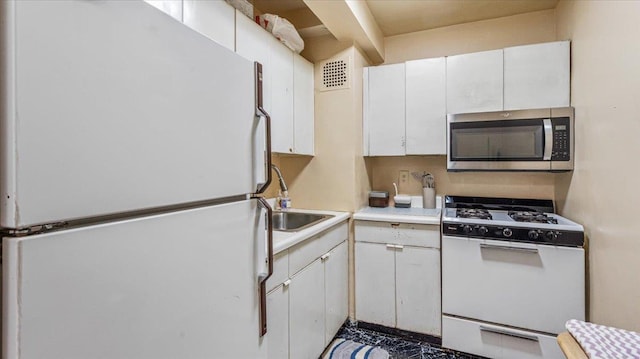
<box><xmin>271</xmin><ymin>164</ymin><xmax>290</xmax><ymax>210</ymax></box>
<box><xmin>271</xmin><ymin>164</ymin><xmax>288</xmax><ymax>192</ymax></box>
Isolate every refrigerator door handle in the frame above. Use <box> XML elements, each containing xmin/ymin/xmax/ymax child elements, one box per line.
<box><xmin>255</xmin><ymin>62</ymin><xmax>272</xmax><ymax>195</ymax></box>
<box><xmin>254</xmin><ymin>196</ymin><xmax>273</xmax><ymax>336</ymax></box>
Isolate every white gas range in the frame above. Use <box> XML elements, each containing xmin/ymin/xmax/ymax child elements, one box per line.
<box><xmin>440</xmin><ymin>196</ymin><xmax>586</xmax><ymax>359</ymax></box>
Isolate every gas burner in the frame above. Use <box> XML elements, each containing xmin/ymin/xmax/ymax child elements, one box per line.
<box><xmin>457</xmin><ymin>208</ymin><xmax>492</xmax><ymax>220</ymax></box>
<box><xmin>508</xmin><ymin>211</ymin><xmax>558</xmax><ymax>224</ymax></box>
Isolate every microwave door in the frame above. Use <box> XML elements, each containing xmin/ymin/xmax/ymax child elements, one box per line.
<box><xmin>448</xmin><ymin>119</ymin><xmax>552</xmax><ymax>171</ymax></box>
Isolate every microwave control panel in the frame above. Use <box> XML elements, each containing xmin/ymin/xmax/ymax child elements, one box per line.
<box><xmin>551</xmin><ymin>117</ymin><xmax>571</xmax><ymax>161</ymax></box>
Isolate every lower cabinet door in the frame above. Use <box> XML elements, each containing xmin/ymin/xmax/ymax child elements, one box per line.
<box><xmin>267</xmin><ymin>284</ymin><xmax>289</xmax><ymax>359</ymax></box>
<box><xmin>396</xmin><ymin>246</ymin><xmax>441</xmax><ymax>335</ymax></box>
<box><xmin>289</xmin><ymin>259</ymin><xmax>325</xmax><ymax>359</ymax></box>
<box><xmin>355</xmin><ymin>242</ymin><xmax>395</xmax><ymax>327</ymax></box>
<box><xmin>324</xmin><ymin>241</ymin><xmax>348</xmax><ymax>345</ymax></box>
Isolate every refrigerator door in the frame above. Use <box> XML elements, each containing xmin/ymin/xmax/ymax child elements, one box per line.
<box><xmin>0</xmin><ymin>0</ymin><xmax>268</xmax><ymax>228</ymax></box>
<box><xmin>2</xmin><ymin>200</ymin><xmax>269</xmax><ymax>359</ymax></box>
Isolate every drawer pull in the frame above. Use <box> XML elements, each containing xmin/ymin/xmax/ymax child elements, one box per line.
<box><xmin>480</xmin><ymin>326</ymin><xmax>540</xmax><ymax>342</ymax></box>
<box><xmin>385</xmin><ymin>244</ymin><xmax>403</xmax><ymax>250</ymax></box>
<box><xmin>320</xmin><ymin>253</ymin><xmax>331</xmax><ymax>262</ymax></box>
<box><xmin>479</xmin><ymin>243</ymin><xmax>539</xmax><ymax>254</ymax></box>
<box><xmin>283</xmin><ymin>279</ymin><xmax>291</xmax><ymax>288</ymax></box>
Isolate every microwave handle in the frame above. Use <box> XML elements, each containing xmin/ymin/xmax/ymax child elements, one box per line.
<box><xmin>543</xmin><ymin>119</ymin><xmax>553</xmax><ymax>160</ymax></box>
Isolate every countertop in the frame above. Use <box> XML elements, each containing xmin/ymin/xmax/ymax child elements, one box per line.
<box><xmin>353</xmin><ymin>206</ymin><xmax>441</xmax><ymax>225</ymax></box>
<box><xmin>272</xmin><ymin>208</ymin><xmax>351</xmax><ymax>254</ymax></box>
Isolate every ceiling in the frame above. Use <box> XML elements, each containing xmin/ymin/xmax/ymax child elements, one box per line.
<box><xmin>252</xmin><ymin>0</ymin><xmax>559</xmax><ymax>37</ymax></box>
<box><xmin>366</xmin><ymin>0</ymin><xmax>560</xmax><ymax>36</ymax></box>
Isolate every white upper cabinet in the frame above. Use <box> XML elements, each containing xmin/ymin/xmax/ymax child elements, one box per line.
<box><xmin>235</xmin><ymin>11</ymin><xmax>313</xmax><ymax>155</ymax></box>
<box><xmin>235</xmin><ymin>11</ymin><xmax>272</xmax><ymax>115</ymax></box>
<box><xmin>446</xmin><ymin>49</ymin><xmax>504</xmax><ymax>114</ymax></box>
<box><xmin>294</xmin><ymin>54</ymin><xmax>315</xmax><ymax>156</ymax></box>
<box><xmin>270</xmin><ymin>37</ymin><xmax>295</xmax><ymax>154</ymax></box>
<box><xmin>405</xmin><ymin>57</ymin><xmax>446</xmax><ymax>155</ymax></box>
<box><xmin>183</xmin><ymin>0</ymin><xmax>235</xmax><ymax>51</ymax></box>
<box><xmin>504</xmin><ymin>41</ymin><xmax>570</xmax><ymax>110</ymax></box>
<box><xmin>366</xmin><ymin>63</ymin><xmax>406</xmax><ymax>156</ymax></box>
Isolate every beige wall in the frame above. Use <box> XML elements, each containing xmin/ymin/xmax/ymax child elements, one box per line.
<box><xmin>369</xmin><ymin>156</ymin><xmax>556</xmax><ymax>201</ymax></box>
<box><xmin>383</xmin><ymin>9</ymin><xmax>557</xmax><ymax>64</ymax></box>
<box><xmin>371</xmin><ymin>10</ymin><xmax>558</xmax><ymax>201</ymax></box>
<box><xmin>554</xmin><ymin>0</ymin><xmax>640</xmax><ymax>331</ymax></box>
<box><xmin>275</xmin><ymin>46</ymin><xmax>371</xmax><ymax>212</ymax></box>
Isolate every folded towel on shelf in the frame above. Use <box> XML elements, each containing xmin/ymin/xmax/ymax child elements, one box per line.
<box><xmin>322</xmin><ymin>338</ymin><xmax>390</xmax><ymax>359</ymax></box>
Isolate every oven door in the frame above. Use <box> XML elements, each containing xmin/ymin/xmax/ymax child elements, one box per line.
<box><xmin>442</xmin><ymin>236</ymin><xmax>585</xmax><ymax>334</ymax></box>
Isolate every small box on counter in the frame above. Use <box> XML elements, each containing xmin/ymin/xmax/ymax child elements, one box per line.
<box><xmin>369</xmin><ymin>191</ymin><xmax>389</xmax><ymax>208</ymax></box>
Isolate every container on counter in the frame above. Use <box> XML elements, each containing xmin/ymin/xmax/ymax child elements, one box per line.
<box><xmin>369</xmin><ymin>191</ymin><xmax>389</xmax><ymax>208</ymax></box>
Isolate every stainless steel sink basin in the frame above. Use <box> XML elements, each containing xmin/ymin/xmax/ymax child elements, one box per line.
<box><xmin>272</xmin><ymin>212</ymin><xmax>333</xmax><ymax>232</ymax></box>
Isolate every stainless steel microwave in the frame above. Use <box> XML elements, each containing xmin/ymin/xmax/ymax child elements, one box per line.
<box><xmin>447</xmin><ymin>107</ymin><xmax>574</xmax><ymax>171</ymax></box>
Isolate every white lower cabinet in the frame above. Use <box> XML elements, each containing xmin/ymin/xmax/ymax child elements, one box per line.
<box><xmin>355</xmin><ymin>221</ymin><xmax>441</xmax><ymax>337</ymax></box>
<box><xmin>267</xmin><ymin>284</ymin><xmax>289</xmax><ymax>359</ymax></box>
<box><xmin>266</xmin><ymin>222</ymin><xmax>349</xmax><ymax>359</ymax></box>
<box><xmin>443</xmin><ymin>316</ymin><xmax>564</xmax><ymax>359</ymax></box>
<box><xmin>323</xmin><ymin>241</ymin><xmax>349</xmax><ymax>346</ymax></box>
<box><xmin>289</xmin><ymin>259</ymin><xmax>325</xmax><ymax>359</ymax></box>
<box><xmin>355</xmin><ymin>242</ymin><xmax>396</xmax><ymax>327</ymax></box>
<box><xmin>396</xmin><ymin>246</ymin><xmax>441</xmax><ymax>334</ymax></box>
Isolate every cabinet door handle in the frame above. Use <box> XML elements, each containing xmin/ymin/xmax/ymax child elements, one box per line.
<box><xmin>480</xmin><ymin>326</ymin><xmax>540</xmax><ymax>342</ymax></box>
<box><xmin>283</xmin><ymin>279</ymin><xmax>291</xmax><ymax>288</ymax></box>
<box><xmin>320</xmin><ymin>253</ymin><xmax>331</xmax><ymax>261</ymax></box>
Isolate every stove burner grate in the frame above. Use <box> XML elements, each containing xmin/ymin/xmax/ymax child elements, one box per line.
<box><xmin>508</xmin><ymin>211</ymin><xmax>558</xmax><ymax>224</ymax></box>
<box><xmin>456</xmin><ymin>208</ymin><xmax>492</xmax><ymax>220</ymax></box>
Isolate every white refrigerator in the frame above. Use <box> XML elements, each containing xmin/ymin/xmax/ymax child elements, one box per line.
<box><xmin>1</xmin><ymin>1</ymin><xmax>274</xmax><ymax>358</ymax></box>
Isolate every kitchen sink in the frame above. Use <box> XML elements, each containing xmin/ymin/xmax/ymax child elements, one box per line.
<box><xmin>272</xmin><ymin>212</ymin><xmax>333</xmax><ymax>232</ymax></box>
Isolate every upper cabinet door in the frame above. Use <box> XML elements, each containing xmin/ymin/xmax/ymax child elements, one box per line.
<box><xmin>236</xmin><ymin>11</ymin><xmax>272</xmax><ymax>114</ymax></box>
<box><xmin>293</xmin><ymin>54</ymin><xmax>315</xmax><ymax>156</ymax></box>
<box><xmin>446</xmin><ymin>49</ymin><xmax>503</xmax><ymax>114</ymax></box>
<box><xmin>367</xmin><ymin>63</ymin><xmax>406</xmax><ymax>156</ymax></box>
<box><xmin>270</xmin><ymin>38</ymin><xmax>295</xmax><ymax>154</ymax></box>
<box><xmin>183</xmin><ymin>0</ymin><xmax>235</xmax><ymax>51</ymax></box>
<box><xmin>405</xmin><ymin>57</ymin><xmax>446</xmax><ymax>155</ymax></box>
<box><xmin>504</xmin><ymin>41</ymin><xmax>570</xmax><ymax>110</ymax></box>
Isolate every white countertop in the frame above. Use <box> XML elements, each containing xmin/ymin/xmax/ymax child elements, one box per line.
<box><xmin>353</xmin><ymin>206</ymin><xmax>441</xmax><ymax>225</ymax></box>
<box><xmin>272</xmin><ymin>208</ymin><xmax>351</xmax><ymax>254</ymax></box>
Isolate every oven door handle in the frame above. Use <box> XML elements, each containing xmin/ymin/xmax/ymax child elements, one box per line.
<box><xmin>543</xmin><ymin>118</ymin><xmax>553</xmax><ymax>160</ymax></box>
<box><xmin>480</xmin><ymin>326</ymin><xmax>540</xmax><ymax>342</ymax></box>
<box><xmin>479</xmin><ymin>243</ymin><xmax>539</xmax><ymax>254</ymax></box>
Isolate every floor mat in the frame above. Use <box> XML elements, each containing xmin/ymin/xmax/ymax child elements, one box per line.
<box><xmin>323</xmin><ymin>338</ymin><xmax>390</xmax><ymax>359</ymax></box>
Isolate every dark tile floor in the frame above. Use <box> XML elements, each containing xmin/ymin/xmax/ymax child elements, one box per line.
<box><xmin>331</xmin><ymin>322</ymin><xmax>487</xmax><ymax>359</ymax></box>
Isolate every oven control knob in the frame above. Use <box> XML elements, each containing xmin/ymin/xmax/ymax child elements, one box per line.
<box><xmin>462</xmin><ymin>225</ymin><xmax>473</xmax><ymax>234</ymax></box>
<box><xmin>502</xmin><ymin>228</ymin><xmax>513</xmax><ymax>237</ymax></box>
<box><xmin>478</xmin><ymin>226</ymin><xmax>489</xmax><ymax>235</ymax></box>
<box><xmin>545</xmin><ymin>231</ymin><xmax>558</xmax><ymax>240</ymax></box>
<box><xmin>528</xmin><ymin>230</ymin><xmax>540</xmax><ymax>240</ymax></box>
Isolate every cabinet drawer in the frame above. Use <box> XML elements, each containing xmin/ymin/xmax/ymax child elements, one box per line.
<box><xmin>442</xmin><ymin>316</ymin><xmax>564</xmax><ymax>359</ymax></box>
<box><xmin>266</xmin><ymin>250</ymin><xmax>289</xmax><ymax>292</ymax></box>
<box><xmin>289</xmin><ymin>222</ymin><xmax>348</xmax><ymax>276</ymax></box>
<box><xmin>355</xmin><ymin>221</ymin><xmax>439</xmax><ymax>248</ymax></box>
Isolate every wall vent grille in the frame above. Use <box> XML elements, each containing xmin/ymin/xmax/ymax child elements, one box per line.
<box><xmin>319</xmin><ymin>56</ymin><xmax>350</xmax><ymax>91</ymax></box>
